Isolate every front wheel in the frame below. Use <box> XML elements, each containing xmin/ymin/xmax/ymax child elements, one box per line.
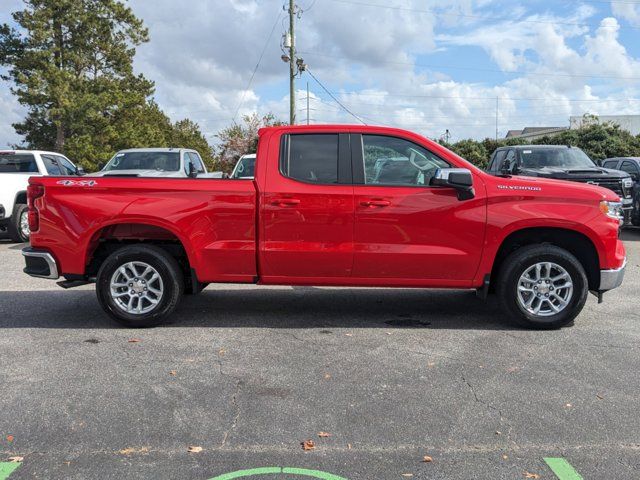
<box><xmin>497</xmin><ymin>244</ymin><xmax>588</xmax><ymax>329</ymax></box>
<box><xmin>96</xmin><ymin>245</ymin><xmax>184</xmax><ymax>327</ymax></box>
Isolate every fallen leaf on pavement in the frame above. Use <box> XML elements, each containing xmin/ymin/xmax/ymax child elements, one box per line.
<box><xmin>565</xmin><ymin>403</ymin><xmax>572</xmax><ymax>408</ymax></box>
<box><xmin>187</xmin><ymin>446</ymin><xmax>203</xmax><ymax>453</ymax></box>
<box><xmin>119</xmin><ymin>447</ymin><xmax>149</xmax><ymax>455</ymax></box>
<box><xmin>6</xmin><ymin>435</ymin><xmax>14</xmax><ymax>443</ymax></box>
<box><xmin>301</xmin><ymin>440</ymin><xmax>316</xmax><ymax>451</ymax></box>
<box><xmin>318</xmin><ymin>432</ymin><xmax>331</xmax><ymax>438</ymax></box>
<box><xmin>169</xmin><ymin>370</ymin><xmax>177</xmax><ymax>376</ymax></box>
<box><xmin>347</xmin><ymin>443</ymin><xmax>352</xmax><ymax>450</ymax></box>
<box><xmin>8</xmin><ymin>456</ymin><xmax>23</xmax><ymax>463</ymax></box>
<box><xmin>502</xmin><ymin>455</ymin><xmax>508</xmax><ymax>460</ymax></box>
<box><xmin>324</xmin><ymin>373</ymin><xmax>331</xmax><ymax>380</ymax></box>
<box><xmin>218</xmin><ymin>348</ymin><xmax>226</xmax><ymax>356</ymax></box>
<box><xmin>128</xmin><ymin>338</ymin><xmax>141</xmax><ymax>343</ymax></box>
<box><xmin>345</xmin><ymin>333</ymin><xmax>353</xmax><ymax>337</ymax></box>
<box><xmin>401</xmin><ymin>474</ymin><xmax>413</xmax><ymax>477</ymax></box>
<box><xmin>596</xmin><ymin>394</ymin><xmax>604</xmax><ymax>400</ymax></box>
<box><xmin>524</xmin><ymin>472</ymin><xmax>540</xmax><ymax>479</ymax></box>
<box><xmin>422</xmin><ymin>455</ymin><xmax>433</xmax><ymax>463</ymax></box>
<box><xmin>495</xmin><ymin>431</ymin><xmax>502</xmax><ymax>435</ymax></box>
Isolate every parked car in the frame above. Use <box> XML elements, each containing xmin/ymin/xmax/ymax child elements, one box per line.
<box><xmin>601</xmin><ymin>157</ymin><xmax>640</xmax><ymax>226</ymax></box>
<box><xmin>230</xmin><ymin>154</ymin><xmax>256</xmax><ymax>179</ymax></box>
<box><xmin>23</xmin><ymin>126</ymin><xmax>626</xmax><ymax>330</ymax></box>
<box><xmin>0</xmin><ymin>150</ymin><xmax>81</xmax><ymax>242</ymax></box>
<box><xmin>487</xmin><ymin>145</ymin><xmax>634</xmax><ymax>222</ymax></box>
<box><xmin>91</xmin><ymin>148</ymin><xmax>211</xmax><ymax>178</ymax></box>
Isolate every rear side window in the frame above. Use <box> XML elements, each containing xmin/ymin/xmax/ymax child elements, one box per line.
<box><xmin>0</xmin><ymin>154</ymin><xmax>38</xmax><ymax>173</ymax></box>
<box><xmin>281</xmin><ymin>134</ymin><xmax>339</xmax><ymax>184</ymax></box>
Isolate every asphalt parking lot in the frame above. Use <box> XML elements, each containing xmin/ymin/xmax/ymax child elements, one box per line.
<box><xmin>1</xmin><ymin>231</ymin><xmax>639</xmax><ymax>480</ymax></box>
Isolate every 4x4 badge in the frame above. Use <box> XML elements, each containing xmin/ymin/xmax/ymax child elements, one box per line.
<box><xmin>56</xmin><ymin>180</ymin><xmax>98</xmax><ymax>187</ymax></box>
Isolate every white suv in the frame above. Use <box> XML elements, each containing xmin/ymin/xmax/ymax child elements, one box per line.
<box><xmin>0</xmin><ymin>150</ymin><xmax>81</xmax><ymax>243</ymax></box>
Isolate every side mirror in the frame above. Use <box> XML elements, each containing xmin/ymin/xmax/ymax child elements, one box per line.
<box><xmin>430</xmin><ymin>168</ymin><xmax>475</xmax><ymax>200</ymax></box>
<box><xmin>76</xmin><ymin>167</ymin><xmax>86</xmax><ymax>176</ymax></box>
<box><xmin>500</xmin><ymin>162</ymin><xmax>518</xmax><ymax>176</ymax></box>
<box><xmin>187</xmin><ymin>162</ymin><xmax>198</xmax><ymax>178</ymax></box>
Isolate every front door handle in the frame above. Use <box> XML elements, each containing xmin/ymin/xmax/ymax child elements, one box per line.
<box><xmin>360</xmin><ymin>199</ymin><xmax>391</xmax><ymax>207</ymax></box>
<box><xmin>271</xmin><ymin>198</ymin><xmax>301</xmax><ymax>206</ymax></box>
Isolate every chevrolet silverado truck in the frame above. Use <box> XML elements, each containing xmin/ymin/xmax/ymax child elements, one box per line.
<box><xmin>22</xmin><ymin>126</ymin><xmax>626</xmax><ymax>329</ymax></box>
<box><xmin>0</xmin><ymin>150</ymin><xmax>81</xmax><ymax>242</ymax></box>
<box><xmin>487</xmin><ymin>145</ymin><xmax>634</xmax><ymax>223</ymax></box>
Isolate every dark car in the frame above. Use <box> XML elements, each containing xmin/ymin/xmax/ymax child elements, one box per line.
<box><xmin>602</xmin><ymin>157</ymin><xmax>640</xmax><ymax>226</ymax></box>
<box><xmin>488</xmin><ymin>145</ymin><xmax>634</xmax><ymax>222</ymax></box>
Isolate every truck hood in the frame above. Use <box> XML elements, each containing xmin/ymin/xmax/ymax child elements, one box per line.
<box><xmin>88</xmin><ymin>170</ymin><xmax>185</xmax><ymax>178</ymax></box>
<box><xmin>519</xmin><ymin>166</ymin><xmax>630</xmax><ymax>181</ymax></box>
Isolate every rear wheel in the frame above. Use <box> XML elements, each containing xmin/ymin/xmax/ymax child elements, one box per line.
<box><xmin>96</xmin><ymin>244</ymin><xmax>184</xmax><ymax>327</ymax></box>
<box><xmin>497</xmin><ymin>244</ymin><xmax>588</xmax><ymax>329</ymax></box>
<box><xmin>8</xmin><ymin>204</ymin><xmax>29</xmax><ymax>243</ymax></box>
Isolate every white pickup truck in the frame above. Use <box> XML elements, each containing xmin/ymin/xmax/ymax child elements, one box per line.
<box><xmin>0</xmin><ymin>150</ymin><xmax>81</xmax><ymax>242</ymax></box>
<box><xmin>90</xmin><ymin>148</ymin><xmax>222</xmax><ymax>178</ymax></box>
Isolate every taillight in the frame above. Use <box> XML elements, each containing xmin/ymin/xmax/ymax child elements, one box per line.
<box><xmin>27</xmin><ymin>184</ymin><xmax>45</xmax><ymax>232</ymax></box>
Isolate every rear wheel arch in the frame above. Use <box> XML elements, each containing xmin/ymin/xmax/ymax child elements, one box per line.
<box><xmin>84</xmin><ymin>222</ymin><xmax>201</xmax><ymax>293</ymax></box>
<box><xmin>14</xmin><ymin>191</ymin><xmax>27</xmax><ymax>206</ymax></box>
<box><xmin>490</xmin><ymin>227</ymin><xmax>600</xmax><ymax>291</ymax></box>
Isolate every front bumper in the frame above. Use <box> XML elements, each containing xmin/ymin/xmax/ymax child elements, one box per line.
<box><xmin>600</xmin><ymin>257</ymin><xmax>626</xmax><ymax>291</ymax></box>
<box><xmin>22</xmin><ymin>247</ymin><xmax>59</xmax><ymax>279</ymax></box>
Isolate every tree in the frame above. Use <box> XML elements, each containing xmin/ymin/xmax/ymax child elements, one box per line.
<box><xmin>0</xmin><ymin>0</ymin><xmax>154</xmax><ymax>165</ymax></box>
<box><xmin>216</xmin><ymin>113</ymin><xmax>285</xmax><ymax>173</ymax></box>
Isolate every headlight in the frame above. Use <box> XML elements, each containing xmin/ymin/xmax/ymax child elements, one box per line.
<box><xmin>623</xmin><ymin>177</ymin><xmax>633</xmax><ymax>189</ymax></box>
<box><xmin>600</xmin><ymin>200</ymin><xmax>624</xmax><ymax>223</ymax></box>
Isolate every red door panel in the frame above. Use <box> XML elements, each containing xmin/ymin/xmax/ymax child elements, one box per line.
<box><xmin>353</xmin><ymin>185</ymin><xmax>487</xmax><ymax>282</ymax></box>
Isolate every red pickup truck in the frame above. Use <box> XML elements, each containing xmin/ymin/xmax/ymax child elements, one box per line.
<box><xmin>23</xmin><ymin>125</ymin><xmax>626</xmax><ymax>329</ymax></box>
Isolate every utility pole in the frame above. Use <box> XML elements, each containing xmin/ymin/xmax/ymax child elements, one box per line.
<box><xmin>495</xmin><ymin>97</ymin><xmax>499</xmax><ymax>141</ymax></box>
<box><xmin>289</xmin><ymin>0</ymin><xmax>296</xmax><ymax>125</ymax></box>
<box><xmin>306</xmin><ymin>82</ymin><xmax>310</xmax><ymax>125</ymax></box>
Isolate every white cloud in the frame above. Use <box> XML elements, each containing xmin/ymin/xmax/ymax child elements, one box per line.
<box><xmin>611</xmin><ymin>2</ymin><xmax>640</xmax><ymax>25</ymax></box>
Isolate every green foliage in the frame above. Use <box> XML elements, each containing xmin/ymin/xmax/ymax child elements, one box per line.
<box><xmin>216</xmin><ymin>113</ymin><xmax>286</xmax><ymax>173</ymax></box>
<box><xmin>0</xmin><ymin>0</ymin><xmax>216</xmax><ymax>172</ymax></box>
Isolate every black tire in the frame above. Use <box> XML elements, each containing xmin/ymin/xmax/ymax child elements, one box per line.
<box><xmin>497</xmin><ymin>244</ymin><xmax>588</xmax><ymax>329</ymax></box>
<box><xmin>96</xmin><ymin>244</ymin><xmax>184</xmax><ymax>328</ymax></box>
<box><xmin>632</xmin><ymin>196</ymin><xmax>640</xmax><ymax>227</ymax></box>
<box><xmin>8</xmin><ymin>204</ymin><xmax>29</xmax><ymax>243</ymax></box>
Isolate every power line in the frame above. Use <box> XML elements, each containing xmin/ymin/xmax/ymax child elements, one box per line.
<box><xmin>326</xmin><ymin>0</ymin><xmax>640</xmax><ymax>31</ymax></box>
<box><xmin>306</xmin><ymin>69</ymin><xmax>367</xmax><ymax>125</ymax></box>
<box><xmin>300</xmin><ymin>50</ymin><xmax>640</xmax><ymax>81</ymax></box>
<box><xmin>232</xmin><ymin>11</ymin><xmax>283</xmax><ymax>123</ymax></box>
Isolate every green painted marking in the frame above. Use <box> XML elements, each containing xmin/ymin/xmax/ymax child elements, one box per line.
<box><xmin>544</xmin><ymin>458</ymin><xmax>584</xmax><ymax>480</ymax></box>
<box><xmin>208</xmin><ymin>466</ymin><xmax>349</xmax><ymax>480</ymax></box>
<box><xmin>0</xmin><ymin>462</ymin><xmax>21</xmax><ymax>480</ymax></box>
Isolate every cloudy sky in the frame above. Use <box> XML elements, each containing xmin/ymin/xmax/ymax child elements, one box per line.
<box><xmin>1</xmin><ymin>0</ymin><xmax>640</xmax><ymax>147</ymax></box>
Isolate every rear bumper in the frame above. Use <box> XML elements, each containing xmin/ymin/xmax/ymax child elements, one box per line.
<box><xmin>22</xmin><ymin>247</ymin><xmax>59</xmax><ymax>279</ymax></box>
<box><xmin>600</xmin><ymin>257</ymin><xmax>626</xmax><ymax>291</ymax></box>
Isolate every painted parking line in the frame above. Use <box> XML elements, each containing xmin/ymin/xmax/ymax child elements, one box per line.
<box><xmin>208</xmin><ymin>467</ymin><xmax>349</xmax><ymax>480</ymax></box>
<box><xmin>0</xmin><ymin>462</ymin><xmax>21</xmax><ymax>480</ymax></box>
<box><xmin>544</xmin><ymin>458</ymin><xmax>584</xmax><ymax>480</ymax></box>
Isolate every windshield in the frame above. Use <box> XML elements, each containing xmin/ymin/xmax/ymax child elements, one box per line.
<box><xmin>520</xmin><ymin>148</ymin><xmax>596</xmax><ymax>169</ymax></box>
<box><xmin>104</xmin><ymin>152</ymin><xmax>180</xmax><ymax>172</ymax></box>
<box><xmin>231</xmin><ymin>157</ymin><xmax>255</xmax><ymax>179</ymax></box>
<box><xmin>0</xmin><ymin>154</ymin><xmax>38</xmax><ymax>173</ymax></box>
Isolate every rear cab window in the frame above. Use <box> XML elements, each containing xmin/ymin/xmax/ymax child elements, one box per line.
<box><xmin>280</xmin><ymin>134</ymin><xmax>339</xmax><ymax>184</ymax></box>
<box><xmin>0</xmin><ymin>153</ymin><xmax>39</xmax><ymax>173</ymax></box>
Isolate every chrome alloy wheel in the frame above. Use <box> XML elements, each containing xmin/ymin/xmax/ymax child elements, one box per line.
<box><xmin>20</xmin><ymin>210</ymin><xmax>30</xmax><ymax>239</ymax></box>
<box><xmin>110</xmin><ymin>261</ymin><xmax>164</xmax><ymax>315</ymax></box>
<box><xmin>517</xmin><ymin>262</ymin><xmax>573</xmax><ymax>317</ymax></box>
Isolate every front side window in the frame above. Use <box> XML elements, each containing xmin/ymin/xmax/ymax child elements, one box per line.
<box><xmin>0</xmin><ymin>154</ymin><xmax>38</xmax><ymax>173</ymax></box>
<box><xmin>282</xmin><ymin>134</ymin><xmax>338</xmax><ymax>184</ymax></box>
<box><xmin>42</xmin><ymin>155</ymin><xmax>62</xmax><ymax>175</ymax></box>
<box><xmin>188</xmin><ymin>152</ymin><xmax>206</xmax><ymax>173</ymax></box>
<box><xmin>620</xmin><ymin>161</ymin><xmax>639</xmax><ymax>178</ymax></box>
<box><xmin>603</xmin><ymin>160</ymin><xmax>619</xmax><ymax>169</ymax></box>
<box><xmin>362</xmin><ymin>135</ymin><xmax>449</xmax><ymax>186</ymax></box>
<box><xmin>55</xmin><ymin>156</ymin><xmax>77</xmax><ymax>175</ymax></box>
<box><xmin>490</xmin><ymin>150</ymin><xmax>507</xmax><ymax>172</ymax></box>
<box><xmin>104</xmin><ymin>152</ymin><xmax>180</xmax><ymax>172</ymax></box>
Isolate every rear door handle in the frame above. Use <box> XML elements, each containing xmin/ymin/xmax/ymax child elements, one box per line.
<box><xmin>271</xmin><ymin>198</ymin><xmax>301</xmax><ymax>206</ymax></box>
<box><xmin>360</xmin><ymin>199</ymin><xmax>391</xmax><ymax>207</ymax></box>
